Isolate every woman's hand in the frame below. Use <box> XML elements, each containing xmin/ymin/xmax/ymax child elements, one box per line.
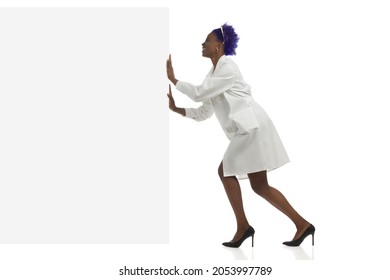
<box><xmin>166</xmin><ymin>54</ymin><xmax>178</xmax><ymax>85</ymax></box>
<box><xmin>167</xmin><ymin>84</ymin><xmax>176</xmax><ymax>111</ymax></box>
<box><xmin>167</xmin><ymin>84</ymin><xmax>185</xmax><ymax>116</ymax></box>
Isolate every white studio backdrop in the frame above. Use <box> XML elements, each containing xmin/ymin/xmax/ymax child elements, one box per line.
<box><xmin>168</xmin><ymin>0</ymin><xmax>390</xmax><ymax>277</ymax></box>
<box><xmin>0</xmin><ymin>0</ymin><xmax>389</xmax><ymax>279</ymax></box>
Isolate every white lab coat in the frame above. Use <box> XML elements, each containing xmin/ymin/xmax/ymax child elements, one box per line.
<box><xmin>176</xmin><ymin>55</ymin><xmax>289</xmax><ymax>178</ymax></box>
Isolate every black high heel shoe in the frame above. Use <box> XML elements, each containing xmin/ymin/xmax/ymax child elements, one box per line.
<box><xmin>222</xmin><ymin>226</ymin><xmax>255</xmax><ymax>248</ymax></box>
<box><xmin>283</xmin><ymin>224</ymin><xmax>315</xmax><ymax>247</ymax></box>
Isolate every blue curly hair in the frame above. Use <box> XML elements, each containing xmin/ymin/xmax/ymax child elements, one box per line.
<box><xmin>212</xmin><ymin>23</ymin><xmax>239</xmax><ymax>56</ymax></box>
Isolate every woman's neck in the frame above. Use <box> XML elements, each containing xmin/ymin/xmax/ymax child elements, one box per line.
<box><xmin>211</xmin><ymin>53</ymin><xmax>224</xmax><ymax>70</ymax></box>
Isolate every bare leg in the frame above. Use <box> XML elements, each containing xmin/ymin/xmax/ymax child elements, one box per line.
<box><xmin>218</xmin><ymin>162</ymin><xmax>250</xmax><ymax>242</ymax></box>
<box><xmin>248</xmin><ymin>170</ymin><xmax>311</xmax><ymax>240</ymax></box>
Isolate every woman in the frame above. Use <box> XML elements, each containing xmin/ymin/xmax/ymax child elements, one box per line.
<box><xmin>166</xmin><ymin>23</ymin><xmax>314</xmax><ymax>248</ymax></box>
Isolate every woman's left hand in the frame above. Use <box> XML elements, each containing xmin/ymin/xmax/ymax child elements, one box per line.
<box><xmin>166</xmin><ymin>54</ymin><xmax>178</xmax><ymax>85</ymax></box>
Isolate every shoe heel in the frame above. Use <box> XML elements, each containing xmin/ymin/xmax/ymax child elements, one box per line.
<box><xmin>222</xmin><ymin>226</ymin><xmax>255</xmax><ymax>248</ymax></box>
<box><xmin>283</xmin><ymin>224</ymin><xmax>315</xmax><ymax>247</ymax></box>
<box><xmin>252</xmin><ymin>234</ymin><xmax>254</xmax><ymax>247</ymax></box>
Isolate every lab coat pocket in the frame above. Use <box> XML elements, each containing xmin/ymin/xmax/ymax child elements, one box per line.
<box><xmin>230</xmin><ymin>107</ymin><xmax>259</xmax><ymax>134</ymax></box>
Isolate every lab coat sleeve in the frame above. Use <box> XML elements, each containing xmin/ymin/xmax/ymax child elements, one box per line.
<box><xmin>184</xmin><ymin>100</ymin><xmax>214</xmax><ymax>122</ymax></box>
<box><xmin>176</xmin><ymin>62</ymin><xmax>234</xmax><ymax>102</ymax></box>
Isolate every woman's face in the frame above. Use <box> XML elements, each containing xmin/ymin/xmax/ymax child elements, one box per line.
<box><xmin>202</xmin><ymin>32</ymin><xmax>222</xmax><ymax>58</ymax></box>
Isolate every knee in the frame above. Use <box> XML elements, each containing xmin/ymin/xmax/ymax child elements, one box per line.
<box><xmin>250</xmin><ymin>183</ymin><xmax>269</xmax><ymax>197</ymax></box>
<box><xmin>248</xmin><ymin>173</ymin><xmax>270</xmax><ymax>196</ymax></box>
<box><xmin>218</xmin><ymin>163</ymin><xmax>224</xmax><ymax>179</ymax></box>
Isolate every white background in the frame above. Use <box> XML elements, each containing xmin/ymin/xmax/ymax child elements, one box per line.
<box><xmin>1</xmin><ymin>0</ymin><xmax>390</xmax><ymax>279</ymax></box>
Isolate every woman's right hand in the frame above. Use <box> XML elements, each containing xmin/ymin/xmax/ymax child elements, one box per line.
<box><xmin>167</xmin><ymin>84</ymin><xmax>176</xmax><ymax>111</ymax></box>
<box><xmin>167</xmin><ymin>84</ymin><xmax>185</xmax><ymax>116</ymax></box>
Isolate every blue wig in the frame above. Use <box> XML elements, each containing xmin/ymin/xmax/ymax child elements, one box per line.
<box><xmin>212</xmin><ymin>23</ymin><xmax>239</xmax><ymax>56</ymax></box>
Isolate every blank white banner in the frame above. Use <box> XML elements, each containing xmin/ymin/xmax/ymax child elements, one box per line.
<box><xmin>0</xmin><ymin>8</ymin><xmax>169</xmax><ymax>243</ymax></box>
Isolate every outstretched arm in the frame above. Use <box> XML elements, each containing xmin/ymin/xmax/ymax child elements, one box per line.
<box><xmin>176</xmin><ymin>63</ymin><xmax>234</xmax><ymax>102</ymax></box>
<box><xmin>167</xmin><ymin>85</ymin><xmax>214</xmax><ymax>121</ymax></box>
<box><xmin>167</xmin><ymin>54</ymin><xmax>234</xmax><ymax>102</ymax></box>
